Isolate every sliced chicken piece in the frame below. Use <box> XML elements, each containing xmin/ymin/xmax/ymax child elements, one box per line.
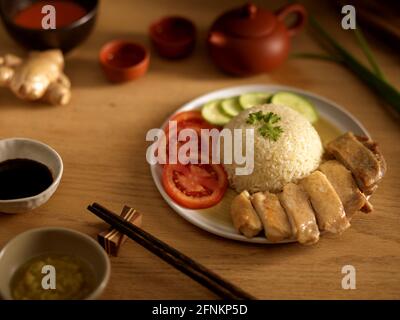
<box><xmin>278</xmin><ymin>183</ymin><xmax>320</xmax><ymax>245</ymax></box>
<box><xmin>326</xmin><ymin>132</ymin><xmax>386</xmax><ymax>194</ymax></box>
<box><xmin>356</xmin><ymin>134</ymin><xmax>387</xmax><ymax>194</ymax></box>
<box><xmin>300</xmin><ymin>171</ymin><xmax>350</xmax><ymax>234</ymax></box>
<box><xmin>356</xmin><ymin>135</ymin><xmax>387</xmax><ymax>173</ymax></box>
<box><xmin>251</xmin><ymin>192</ymin><xmax>292</xmax><ymax>242</ymax></box>
<box><xmin>319</xmin><ymin>160</ymin><xmax>372</xmax><ymax>216</ymax></box>
<box><xmin>230</xmin><ymin>190</ymin><xmax>262</xmax><ymax>238</ymax></box>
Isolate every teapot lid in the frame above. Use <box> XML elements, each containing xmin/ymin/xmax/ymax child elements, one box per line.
<box><xmin>213</xmin><ymin>3</ymin><xmax>276</xmax><ymax>38</ymax></box>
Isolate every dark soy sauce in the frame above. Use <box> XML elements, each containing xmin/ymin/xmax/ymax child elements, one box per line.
<box><xmin>0</xmin><ymin>159</ymin><xmax>53</xmax><ymax>200</ymax></box>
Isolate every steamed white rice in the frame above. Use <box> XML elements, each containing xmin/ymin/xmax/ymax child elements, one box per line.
<box><xmin>223</xmin><ymin>104</ymin><xmax>323</xmax><ymax>193</ymax></box>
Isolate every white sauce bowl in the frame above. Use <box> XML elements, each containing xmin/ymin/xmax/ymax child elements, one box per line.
<box><xmin>0</xmin><ymin>227</ymin><xmax>110</xmax><ymax>300</ymax></box>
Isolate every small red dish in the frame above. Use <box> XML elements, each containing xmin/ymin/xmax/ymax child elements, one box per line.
<box><xmin>99</xmin><ymin>40</ymin><xmax>150</xmax><ymax>83</ymax></box>
<box><xmin>149</xmin><ymin>16</ymin><xmax>196</xmax><ymax>59</ymax></box>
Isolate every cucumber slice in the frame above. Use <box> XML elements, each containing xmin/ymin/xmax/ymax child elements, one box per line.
<box><xmin>270</xmin><ymin>92</ymin><xmax>319</xmax><ymax>123</ymax></box>
<box><xmin>202</xmin><ymin>100</ymin><xmax>231</xmax><ymax>126</ymax></box>
<box><xmin>239</xmin><ymin>92</ymin><xmax>271</xmax><ymax>109</ymax></box>
<box><xmin>220</xmin><ymin>97</ymin><xmax>242</xmax><ymax>117</ymax></box>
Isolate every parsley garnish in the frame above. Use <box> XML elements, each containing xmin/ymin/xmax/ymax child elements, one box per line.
<box><xmin>246</xmin><ymin>111</ymin><xmax>283</xmax><ymax>141</ymax></box>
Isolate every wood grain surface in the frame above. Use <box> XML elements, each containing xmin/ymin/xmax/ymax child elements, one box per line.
<box><xmin>0</xmin><ymin>0</ymin><xmax>399</xmax><ymax>299</ymax></box>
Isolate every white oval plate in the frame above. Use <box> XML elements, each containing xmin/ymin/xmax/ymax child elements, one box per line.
<box><xmin>150</xmin><ymin>85</ymin><xmax>369</xmax><ymax>244</ymax></box>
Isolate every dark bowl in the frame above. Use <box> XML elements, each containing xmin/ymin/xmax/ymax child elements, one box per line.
<box><xmin>0</xmin><ymin>0</ymin><xmax>98</xmax><ymax>53</ymax></box>
<box><xmin>149</xmin><ymin>16</ymin><xmax>196</xmax><ymax>59</ymax></box>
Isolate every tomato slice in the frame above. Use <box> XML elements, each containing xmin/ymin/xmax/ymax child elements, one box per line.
<box><xmin>159</xmin><ymin>111</ymin><xmax>220</xmax><ymax>164</ymax></box>
<box><xmin>162</xmin><ymin>163</ymin><xmax>228</xmax><ymax>209</ymax></box>
<box><xmin>169</xmin><ymin>111</ymin><xmax>205</xmax><ymax>125</ymax></box>
<box><xmin>165</xmin><ymin>111</ymin><xmax>219</xmax><ymax>134</ymax></box>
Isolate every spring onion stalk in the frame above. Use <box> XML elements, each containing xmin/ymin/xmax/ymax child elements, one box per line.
<box><xmin>309</xmin><ymin>16</ymin><xmax>400</xmax><ymax>115</ymax></box>
<box><xmin>353</xmin><ymin>27</ymin><xmax>385</xmax><ymax>80</ymax></box>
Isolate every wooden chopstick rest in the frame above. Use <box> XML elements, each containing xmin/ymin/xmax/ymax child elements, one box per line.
<box><xmin>97</xmin><ymin>205</ymin><xmax>142</xmax><ymax>256</ymax></box>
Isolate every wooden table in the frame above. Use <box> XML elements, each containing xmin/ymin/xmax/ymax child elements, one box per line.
<box><xmin>1</xmin><ymin>0</ymin><xmax>399</xmax><ymax>299</ymax></box>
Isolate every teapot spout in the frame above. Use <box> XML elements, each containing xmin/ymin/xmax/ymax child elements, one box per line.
<box><xmin>208</xmin><ymin>31</ymin><xmax>227</xmax><ymax>47</ymax></box>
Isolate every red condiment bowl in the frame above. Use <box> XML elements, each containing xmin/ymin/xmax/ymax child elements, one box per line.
<box><xmin>0</xmin><ymin>0</ymin><xmax>98</xmax><ymax>53</ymax></box>
<box><xmin>99</xmin><ymin>40</ymin><xmax>150</xmax><ymax>83</ymax></box>
<box><xmin>149</xmin><ymin>16</ymin><xmax>196</xmax><ymax>59</ymax></box>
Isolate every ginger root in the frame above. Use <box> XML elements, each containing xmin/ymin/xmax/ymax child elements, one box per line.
<box><xmin>0</xmin><ymin>50</ymin><xmax>71</xmax><ymax>105</ymax></box>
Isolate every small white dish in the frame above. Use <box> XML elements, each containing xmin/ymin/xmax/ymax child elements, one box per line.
<box><xmin>0</xmin><ymin>138</ymin><xmax>63</xmax><ymax>214</ymax></box>
<box><xmin>0</xmin><ymin>227</ymin><xmax>111</xmax><ymax>300</ymax></box>
<box><xmin>150</xmin><ymin>84</ymin><xmax>370</xmax><ymax>244</ymax></box>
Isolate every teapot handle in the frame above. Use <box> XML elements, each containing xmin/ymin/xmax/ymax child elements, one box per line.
<box><xmin>276</xmin><ymin>3</ymin><xmax>307</xmax><ymax>37</ymax></box>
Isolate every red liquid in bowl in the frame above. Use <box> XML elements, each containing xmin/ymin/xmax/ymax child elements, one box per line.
<box><xmin>13</xmin><ymin>0</ymin><xmax>87</xmax><ymax>29</ymax></box>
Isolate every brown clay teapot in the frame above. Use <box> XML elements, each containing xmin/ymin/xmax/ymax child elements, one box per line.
<box><xmin>207</xmin><ymin>2</ymin><xmax>307</xmax><ymax>76</ymax></box>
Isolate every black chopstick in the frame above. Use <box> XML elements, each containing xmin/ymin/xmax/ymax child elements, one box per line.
<box><xmin>87</xmin><ymin>203</ymin><xmax>256</xmax><ymax>300</ymax></box>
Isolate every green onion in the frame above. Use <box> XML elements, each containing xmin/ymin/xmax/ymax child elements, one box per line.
<box><xmin>353</xmin><ymin>27</ymin><xmax>385</xmax><ymax>80</ymax></box>
<box><xmin>308</xmin><ymin>16</ymin><xmax>400</xmax><ymax>115</ymax></box>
